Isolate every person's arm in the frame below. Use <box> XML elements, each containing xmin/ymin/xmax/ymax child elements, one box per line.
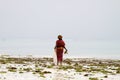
<box><xmin>64</xmin><ymin>46</ymin><xmax>67</xmax><ymax>51</ymax></box>
<box><xmin>54</xmin><ymin>46</ymin><xmax>57</xmax><ymax>49</ymax></box>
<box><xmin>54</xmin><ymin>40</ymin><xmax>57</xmax><ymax>49</ymax></box>
<box><xmin>64</xmin><ymin>46</ymin><xmax>68</xmax><ymax>54</ymax></box>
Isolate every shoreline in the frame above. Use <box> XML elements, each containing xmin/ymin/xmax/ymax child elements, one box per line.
<box><xmin>0</xmin><ymin>54</ymin><xmax>120</xmax><ymax>60</ymax></box>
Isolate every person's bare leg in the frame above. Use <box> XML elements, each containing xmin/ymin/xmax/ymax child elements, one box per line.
<box><xmin>60</xmin><ymin>61</ymin><xmax>62</xmax><ymax>66</ymax></box>
<box><xmin>57</xmin><ymin>60</ymin><xmax>59</xmax><ymax>65</ymax></box>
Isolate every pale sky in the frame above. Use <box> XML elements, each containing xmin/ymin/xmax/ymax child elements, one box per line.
<box><xmin>0</xmin><ymin>0</ymin><xmax>120</xmax><ymax>40</ymax></box>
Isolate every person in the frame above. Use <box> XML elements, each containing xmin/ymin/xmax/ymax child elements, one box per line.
<box><xmin>54</xmin><ymin>35</ymin><xmax>68</xmax><ymax>66</ymax></box>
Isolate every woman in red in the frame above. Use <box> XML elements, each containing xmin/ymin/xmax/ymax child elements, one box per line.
<box><xmin>54</xmin><ymin>35</ymin><xmax>68</xmax><ymax>65</ymax></box>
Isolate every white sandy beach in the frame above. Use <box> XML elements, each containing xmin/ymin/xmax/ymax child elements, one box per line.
<box><xmin>0</xmin><ymin>55</ymin><xmax>120</xmax><ymax>80</ymax></box>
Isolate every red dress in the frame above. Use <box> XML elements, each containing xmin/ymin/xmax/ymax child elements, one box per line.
<box><xmin>55</xmin><ymin>40</ymin><xmax>65</xmax><ymax>62</ymax></box>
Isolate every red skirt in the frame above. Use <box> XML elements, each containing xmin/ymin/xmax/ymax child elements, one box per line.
<box><xmin>56</xmin><ymin>48</ymin><xmax>63</xmax><ymax>62</ymax></box>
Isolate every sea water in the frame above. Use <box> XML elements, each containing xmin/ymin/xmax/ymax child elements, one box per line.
<box><xmin>0</xmin><ymin>38</ymin><xmax>120</xmax><ymax>59</ymax></box>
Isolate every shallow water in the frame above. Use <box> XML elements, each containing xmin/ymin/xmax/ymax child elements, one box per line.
<box><xmin>0</xmin><ymin>38</ymin><xmax>120</xmax><ymax>59</ymax></box>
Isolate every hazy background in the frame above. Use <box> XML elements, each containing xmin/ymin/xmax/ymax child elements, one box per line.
<box><xmin>0</xmin><ymin>0</ymin><xmax>120</xmax><ymax>58</ymax></box>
